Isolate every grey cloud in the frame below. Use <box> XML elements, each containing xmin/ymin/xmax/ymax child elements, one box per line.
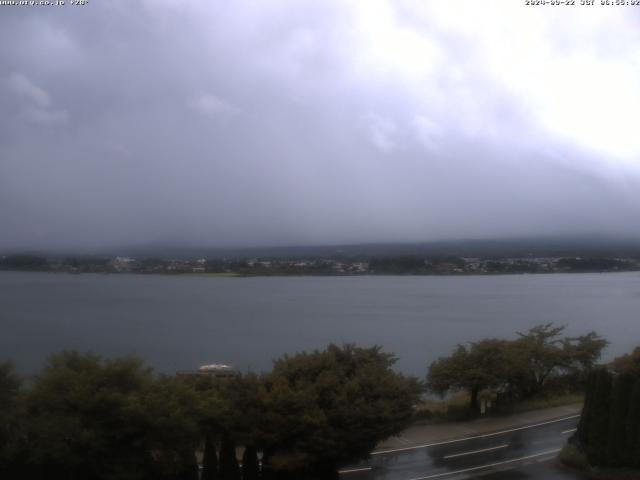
<box><xmin>8</xmin><ymin>73</ymin><xmax>51</xmax><ymax>108</ymax></box>
<box><xmin>190</xmin><ymin>94</ymin><xmax>240</xmax><ymax>118</ymax></box>
<box><xmin>361</xmin><ymin>113</ymin><xmax>398</xmax><ymax>153</ymax></box>
<box><xmin>1</xmin><ymin>1</ymin><xmax>639</xmax><ymax>250</ymax></box>
<box><xmin>6</xmin><ymin>72</ymin><xmax>68</xmax><ymax>126</ymax></box>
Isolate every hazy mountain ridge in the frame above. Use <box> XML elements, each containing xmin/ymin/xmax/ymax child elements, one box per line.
<box><xmin>6</xmin><ymin>235</ymin><xmax>640</xmax><ymax>261</ymax></box>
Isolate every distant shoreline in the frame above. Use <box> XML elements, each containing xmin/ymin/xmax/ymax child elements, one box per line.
<box><xmin>1</xmin><ymin>268</ymin><xmax>639</xmax><ymax>278</ymax></box>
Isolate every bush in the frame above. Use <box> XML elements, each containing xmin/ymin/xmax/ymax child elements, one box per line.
<box><xmin>412</xmin><ymin>407</ymin><xmax>434</xmax><ymax>423</ymax></box>
<box><xmin>260</xmin><ymin>344</ymin><xmax>422</xmax><ymax>475</ymax></box>
<box><xmin>445</xmin><ymin>404</ymin><xmax>478</xmax><ymax>422</ymax></box>
<box><xmin>559</xmin><ymin>444</ymin><xmax>589</xmax><ymax>471</ymax></box>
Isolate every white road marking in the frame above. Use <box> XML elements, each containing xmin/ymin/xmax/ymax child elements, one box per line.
<box><xmin>371</xmin><ymin>414</ymin><xmax>580</xmax><ymax>455</ymax></box>
<box><xmin>338</xmin><ymin>466</ymin><xmax>373</xmax><ymax>474</ymax></box>
<box><xmin>406</xmin><ymin>448</ymin><xmax>562</xmax><ymax>480</ymax></box>
<box><xmin>561</xmin><ymin>428</ymin><xmax>577</xmax><ymax>434</ymax></box>
<box><xmin>442</xmin><ymin>444</ymin><xmax>509</xmax><ymax>459</ymax></box>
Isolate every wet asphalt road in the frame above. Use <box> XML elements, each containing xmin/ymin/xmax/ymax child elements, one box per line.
<box><xmin>339</xmin><ymin>416</ymin><xmax>585</xmax><ymax>480</ymax></box>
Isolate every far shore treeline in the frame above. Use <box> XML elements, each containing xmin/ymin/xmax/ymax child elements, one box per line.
<box><xmin>1</xmin><ymin>325</ymin><xmax>635</xmax><ymax>480</ymax></box>
<box><xmin>1</xmin><ymin>251</ymin><xmax>640</xmax><ymax>276</ymax></box>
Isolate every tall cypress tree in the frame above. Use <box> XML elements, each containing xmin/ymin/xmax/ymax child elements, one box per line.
<box><xmin>202</xmin><ymin>433</ymin><xmax>218</xmax><ymax>480</ymax></box>
<box><xmin>606</xmin><ymin>373</ymin><xmax>634</xmax><ymax>466</ymax></box>
<box><xmin>260</xmin><ymin>450</ymin><xmax>274</xmax><ymax>480</ymax></box>
<box><xmin>219</xmin><ymin>436</ymin><xmax>240</xmax><ymax>480</ymax></box>
<box><xmin>586</xmin><ymin>368</ymin><xmax>612</xmax><ymax>465</ymax></box>
<box><xmin>177</xmin><ymin>450</ymin><xmax>199</xmax><ymax>480</ymax></box>
<box><xmin>577</xmin><ymin>369</ymin><xmax>597</xmax><ymax>446</ymax></box>
<box><xmin>624</xmin><ymin>380</ymin><xmax>640</xmax><ymax>468</ymax></box>
<box><xmin>241</xmin><ymin>445</ymin><xmax>260</xmax><ymax>480</ymax></box>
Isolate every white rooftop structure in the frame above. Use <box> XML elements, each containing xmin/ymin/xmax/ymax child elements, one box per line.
<box><xmin>198</xmin><ymin>364</ymin><xmax>234</xmax><ymax>372</ymax></box>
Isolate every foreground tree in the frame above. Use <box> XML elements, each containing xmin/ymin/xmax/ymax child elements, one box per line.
<box><xmin>141</xmin><ymin>375</ymin><xmax>202</xmax><ymax>480</ymax></box>
<box><xmin>218</xmin><ymin>435</ymin><xmax>240</xmax><ymax>480</ymax></box>
<box><xmin>260</xmin><ymin>344</ymin><xmax>422</xmax><ymax>479</ymax></box>
<box><xmin>563</xmin><ymin>331</ymin><xmax>610</xmax><ymax>375</ymax></box>
<box><xmin>606</xmin><ymin>373</ymin><xmax>635</xmax><ymax>466</ymax></box>
<box><xmin>0</xmin><ymin>362</ymin><xmax>21</xmax><ymax>477</ymax></box>
<box><xmin>18</xmin><ymin>352</ymin><xmax>202</xmax><ymax>480</ymax></box>
<box><xmin>573</xmin><ymin>346</ymin><xmax>640</xmax><ymax>469</ymax></box>
<box><xmin>624</xmin><ymin>381</ymin><xmax>640</xmax><ymax>468</ymax></box>
<box><xmin>427</xmin><ymin>339</ymin><xmax>516</xmax><ymax>411</ymax></box>
<box><xmin>241</xmin><ymin>445</ymin><xmax>260</xmax><ymax>480</ymax></box>
<box><xmin>201</xmin><ymin>433</ymin><xmax>219</xmax><ymax>480</ymax></box>
<box><xmin>585</xmin><ymin>369</ymin><xmax>613</xmax><ymax>464</ymax></box>
<box><xmin>428</xmin><ymin>324</ymin><xmax>607</xmax><ymax>408</ymax></box>
<box><xmin>3</xmin><ymin>345</ymin><xmax>422</xmax><ymax>479</ymax></box>
<box><xmin>515</xmin><ymin>325</ymin><xmax>607</xmax><ymax>396</ymax></box>
<box><xmin>612</xmin><ymin>346</ymin><xmax>640</xmax><ymax>377</ymax></box>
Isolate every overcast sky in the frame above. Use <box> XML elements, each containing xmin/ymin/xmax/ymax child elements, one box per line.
<box><xmin>2</xmin><ymin>1</ymin><xmax>640</xmax><ymax>250</ymax></box>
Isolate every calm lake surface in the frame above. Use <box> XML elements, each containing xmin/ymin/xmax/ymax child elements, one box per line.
<box><xmin>1</xmin><ymin>271</ymin><xmax>639</xmax><ymax>376</ymax></box>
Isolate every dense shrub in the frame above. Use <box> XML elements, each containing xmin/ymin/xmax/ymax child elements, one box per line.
<box><xmin>574</xmin><ymin>347</ymin><xmax>640</xmax><ymax>469</ymax></box>
<box><xmin>559</xmin><ymin>444</ymin><xmax>589</xmax><ymax>471</ymax></box>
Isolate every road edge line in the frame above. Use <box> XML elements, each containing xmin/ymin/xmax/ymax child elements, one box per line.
<box><xmin>371</xmin><ymin>414</ymin><xmax>580</xmax><ymax>455</ymax></box>
<box><xmin>407</xmin><ymin>448</ymin><xmax>562</xmax><ymax>480</ymax></box>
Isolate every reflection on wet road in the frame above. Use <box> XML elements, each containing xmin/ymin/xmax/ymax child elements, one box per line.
<box><xmin>339</xmin><ymin>416</ymin><xmax>585</xmax><ymax>480</ymax></box>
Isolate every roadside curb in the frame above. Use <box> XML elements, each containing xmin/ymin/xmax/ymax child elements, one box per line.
<box><xmin>374</xmin><ymin>404</ymin><xmax>582</xmax><ymax>453</ymax></box>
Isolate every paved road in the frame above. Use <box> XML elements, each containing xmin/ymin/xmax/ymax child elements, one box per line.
<box><xmin>339</xmin><ymin>415</ymin><xmax>584</xmax><ymax>480</ymax></box>
<box><xmin>469</xmin><ymin>460</ymin><xmax>588</xmax><ymax>480</ymax></box>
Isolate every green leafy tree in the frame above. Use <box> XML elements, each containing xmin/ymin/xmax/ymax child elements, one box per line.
<box><xmin>21</xmin><ymin>352</ymin><xmax>155</xmax><ymax>479</ymax></box>
<box><xmin>0</xmin><ymin>362</ymin><xmax>21</xmax><ymax>477</ymax></box>
<box><xmin>0</xmin><ymin>361</ymin><xmax>20</xmax><ymax>411</ymax></box>
<box><xmin>508</xmin><ymin>324</ymin><xmax>605</xmax><ymax>398</ymax></box>
<box><xmin>427</xmin><ymin>339</ymin><xmax>516</xmax><ymax>410</ymax></box>
<box><xmin>563</xmin><ymin>332</ymin><xmax>609</xmax><ymax>374</ymax></box>
<box><xmin>140</xmin><ymin>375</ymin><xmax>202</xmax><ymax>480</ymax></box>
<box><xmin>217</xmin><ymin>373</ymin><xmax>264</xmax><ymax>446</ymax></box>
<box><xmin>19</xmin><ymin>352</ymin><xmax>202</xmax><ymax>480</ymax></box>
<box><xmin>428</xmin><ymin>324</ymin><xmax>607</xmax><ymax>412</ymax></box>
<box><xmin>260</xmin><ymin>344</ymin><xmax>422</xmax><ymax>478</ymax></box>
<box><xmin>512</xmin><ymin>323</ymin><xmax>569</xmax><ymax>397</ymax></box>
<box><xmin>612</xmin><ymin>346</ymin><xmax>640</xmax><ymax>377</ymax></box>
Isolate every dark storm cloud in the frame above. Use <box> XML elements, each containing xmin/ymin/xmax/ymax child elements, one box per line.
<box><xmin>1</xmin><ymin>0</ymin><xmax>639</xmax><ymax>249</ymax></box>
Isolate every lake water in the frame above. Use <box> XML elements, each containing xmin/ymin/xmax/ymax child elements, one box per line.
<box><xmin>1</xmin><ymin>271</ymin><xmax>639</xmax><ymax>377</ymax></box>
